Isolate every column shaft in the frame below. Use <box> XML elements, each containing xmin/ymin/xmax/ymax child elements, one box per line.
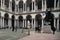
<box><xmin>2</xmin><ymin>18</ymin><xmax>4</xmax><ymax>27</ymax></box>
<box><xmin>23</xmin><ymin>19</ymin><xmax>24</xmax><ymax>28</ymax></box>
<box><xmin>1</xmin><ymin>0</ymin><xmax>2</xmax><ymax>8</ymax></box>
<box><xmin>23</xmin><ymin>3</ymin><xmax>24</xmax><ymax>11</ymax></box>
<box><xmin>32</xmin><ymin>1</ymin><xmax>33</xmax><ymax>11</ymax></box>
<box><xmin>1</xmin><ymin>17</ymin><xmax>2</xmax><ymax>27</ymax></box>
<box><xmin>45</xmin><ymin>0</ymin><xmax>46</xmax><ymax>10</ymax></box>
<box><xmin>32</xmin><ymin>19</ymin><xmax>33</xmax><ymax>28</ymax></box>
<box><xmin>54</xmin><ymin>0</ymin><xmax>56</xmax><ymax>9</ymax></box>
<box><xmin>41</xmin><ymin>19</ymin><xmax>43</xmax><ymax>32</ymax></box>
<box><xmin>42</xmin><ymin>0</ymin><xmax>43</xmax><ymax>11</ymax></box>
<box><xmin>54</xmin><ymin>18</ymin><xmax>55</xmax><ymax>27</ymax></box>
<box><xmin>3</xmin><ymin>0</ymin><xmax>5</xmax><ymax>8</ymax></box>
<box><xmin>25</xmin><ymin>19</ymin><xmax>26</xmax><ymax>28</ymax></box>
<box><xmin>57</xmin><ymin>0</ymin><xmax>59</xmax><ymax>8</ymax></box>
<box><xmin>34</xmin><ymin>19</ymin><xmax>35</xmax><ymax>28</ymax></box>
<box><xmin>57</xmin><ymin>18</ymin><xmax>59</xmax><ymax>30</ymax></box>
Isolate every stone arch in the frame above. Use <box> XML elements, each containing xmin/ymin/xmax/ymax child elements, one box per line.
<box><xmin>26</xmin><ymin>15</ymin><xmax>32</xmax><ymax>23</ymax></box>
<box><xmin>19</xmin><ymin>0</ymin><xmax>23</xmax><ymax>11</ymax></box>
<box><xmin>4</xmin><ymin>13</ymin><xmax>9</xmax><ymax>27</ymax></box>
<box><xmin>11</xmin><ymin>15</ymin><xmax>15</xmax><ymax>28</ymax></box>
<box><xmin>35</xmin><ymin>14</ymin><xmax>42</xmax><ymax>27</ymax></box>
<box><xmin>18</xmin><ymin>15</ymin><xmax>23</xmax><ymax>28</ymax></box>
<box><xmin>26</xmin><ymin>15</ymin><xmax>32</xmax><ymax>28</ymax></box>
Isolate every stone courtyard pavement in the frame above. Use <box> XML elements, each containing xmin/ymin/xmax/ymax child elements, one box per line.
<box><xmin>19</xmin><ymin>31</ymin><xmax>60</xmax><ymax>40</ymax></box>
<box><xmin>0</xmin><ymin>29</ymin><xmax>27</xmax><ymax>40</ymax></box>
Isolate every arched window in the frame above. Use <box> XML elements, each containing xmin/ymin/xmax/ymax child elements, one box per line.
<box><xmin>12</xmin><ymin>0</ymin><xmax>15</xmax><ymax>11</ymax></box>
<box><xmin>26</xmin><ymin>15</ymin><xmax>32</xmax><ymax>23</ymax></box>
<box><xmin>35</xmin><ymin>0</ymin><xmax>42</xmax><ymax>10</ymax></box>
<box><xmin>26</xmin><ymin>0</ymin><xmax>32</xmax><ymax>11</ymax></box>
<box><xmin>19</xmin><ymin>0</ymin><xmax>23</xmax><ymax>11</ymax></box>
<box><xmin>5</xmin><ymin>0</ymin><xmax>9</xmax><ymax>8</ymax></box>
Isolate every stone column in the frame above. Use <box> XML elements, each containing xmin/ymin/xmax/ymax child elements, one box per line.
<box><xmin>1</xmin><ymin>17</ymin><xmax>2</xmax><ymax>28</ymax></box>
<box><xmin>54</xmin><ymin>18</ymin><xmax>55</xmax><ymax>27</ymax></box>
<box><xmin>23</xmin><ymin>19</ymin><xmax>24</xmax><ymax>28</ymax></box>
<box><xmin>32</xmin><ymin>1</ymin><xmax>34</xmax><ymax>11</ymax></box>
<box><xmin>2</xmin><ymin>18</ymin><xmax>4</xmax><ymax>27</ymax></box>
<box><xmin>9</xmin><ymin>1</ymin><xmax>12</xmax><ymax>11</ymax></box>
<box><xmin>3</xmin><ymin>0</ymin><xmax>5</xmax><ymax>8</ymax></box>
<box><xmin>15</xmin><ymin>4</ymin><xmax>16</xmax><ymax>14</ymax></box>
<box><xmin>25</xmin><ymin>19</ymin><xmax>26</xmax><ymax>28</ymax></box>
<box><xmin>14</xmin><ymin>19</ymin><xmax>16</xmax><ymax>28</ymax></box>
<box><xmin>45</xmin><ymin>0</ymin><xmax>47</xmax><ymax>10</ymax></box>
<box><xmin>0</xmin><ymin>15</ymin><xmax>1</xmax><ymax>28</ymax></box>
<box><xmin>41</xmin><ymin>18</ymin><xmax>44</xmax><ymax>32</ymax></box>
<box><xmin>34</xmin><ymin>1</ymin><xmax>36</xmax><ymax>11</ymax></box>
<box><xmin>23</xmin><ymin>3</ymin><xmax>24</xmax><ymax>12</ymax></box>
<box><xmin>18</xmin><ymin>4</ymin><xmax>19</xmax><ymax>14</ymax></box>
<box><xmin>34</xmin><ymin>19</ymin><xmax>35</xmax><ymax>29</ymax></box>
<box><xmin>24</xmin><ymin>3</ymin><xmax>26</xmax><ymax>12</ymax></box>
<box><xmin>1</xmin><ymin>0</ymin><xmax>2</xmax><ymax>8</ymax></box>
<box><xmin>42</xmin><ymin>0</ymin><xmax>43</xmax><ymax>11</ymax></box>
<box><xmin>0</xmin><ymin>18</ymin><xmax>2</xmax><ymax>27</ymax></box>
<box><xmin>57</xmin><ymin>0</ymin><xmax>59</xmax><ymax>9</ymax></box>
<box><xmin>54</xmin><ymin>0</ymin><xmax>56</xmax><ymax>9</ymax></box>
<box><xmin>32</xmin><ymin>19</ymin><xmax>33</xmax><ymax>28</ymax></box>
<box><xmin>8</xmin><ymin>19</ymin><xmax>11</xmax><ymax>28</ymax></box>
<box><xmin>57</xmin><ymin>18</ymin><xmax>59</xmax><ymax>30</ymax></box>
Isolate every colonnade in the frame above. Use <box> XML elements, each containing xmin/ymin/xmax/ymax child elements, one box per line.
<box><xmin>0</xmin><ymin>14</ymin><xmax>60</xmax><ymax>32</ymax></box>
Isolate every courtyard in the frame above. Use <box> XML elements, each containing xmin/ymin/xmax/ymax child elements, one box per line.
<box><xmin>0</xmin><ymin>28</ymin><xmax>60</xmax><ymax>40</ymax></box>
<box><xmin>0</xmin><ymin>29</ymin><xmax>28</xmax><ymax>40</ymax></box>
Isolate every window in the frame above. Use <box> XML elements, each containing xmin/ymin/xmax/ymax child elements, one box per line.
<box><xmin>47</xmin><ymin>0</ymin><xmax>54</xmax><ymax>8</ymax></box>
<box><xmin>5</xmin><ymin>0</ymin><xmax>9</xmax><ymax>8</ymax></box>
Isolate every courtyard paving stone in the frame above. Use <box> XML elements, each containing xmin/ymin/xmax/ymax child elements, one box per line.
<box><xmin>19</xmin><ymin>31</ymin><xmax>60</xmax><ymax>40</ymax></box>
<box><xmin>0</xmin><ymin>29</ymin><xmax>27</xmax><ymax>40</ymax></box>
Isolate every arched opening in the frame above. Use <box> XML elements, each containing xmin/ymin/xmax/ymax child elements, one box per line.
<box><xmin>26</xmin><ymin>15</ymin><xmax>32</xmax><ymax>28</ymax></box>
<box><xmin>18</xmin><ymin>16</ymin><xmax>23</xmax><ymax>28</ymax></box>
<box><xmin>4</xmin><ymin>13</ymin><xmax>9</xmax><ymax>28</ymax></box>
<box><xmin>35</xmin><ymin>0</ymin><xmax>42</xmax><ymax>10</ymax></box>
<box><xmin>35</xmin><ymin>14</ymin><xmax>42</xmax><ymax>28</ymax></box>
<box><xmin>11</xmin><ymin>15</ymin><xmax>15</xmax><ymax>28</ymax></box>
<box><xmin>5</xmin><ymin>0</ymin><xmax>9</xmax><ymax>8</ymax></box>
<box><xmin>26</xmin><ymin>0</ymin><xmax>32</xmax><ymax>11</ymax></box>
<box><xmin>19</xmin><ymin>0</ymin><xmax>23</xmax><ymax>12</ymax></box>
<box><xmin>59</xmin><ymin>14</ymin><xmax>60</xmax><ymax>30</ymax></box>
<box><xmin>12</xmin><ymin>0</ymin><xmax>15</xmax><ymax>11</ymax></box>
